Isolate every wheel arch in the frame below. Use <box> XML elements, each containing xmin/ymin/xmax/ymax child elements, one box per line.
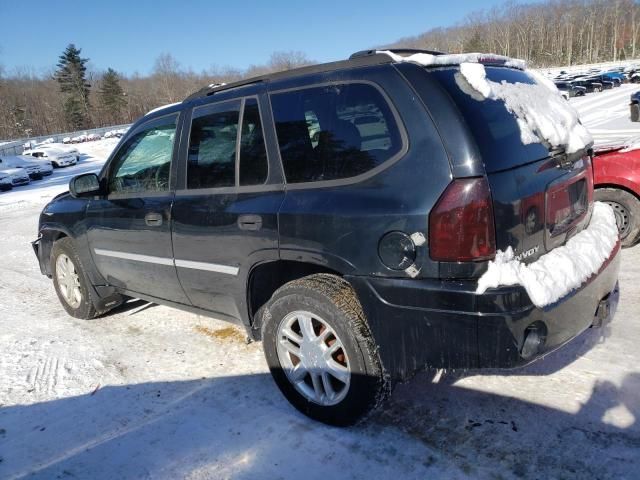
<box><xmin>595</xmin><ymin>183</ymin><xmax>640</xmax><ymax>202</ymax></box>
<box><xmin>246</xmin><ymin>260</ymin><xmax>344</xmax><ymax>339</ymax></box>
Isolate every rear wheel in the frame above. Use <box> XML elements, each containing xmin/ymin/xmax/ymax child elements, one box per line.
<box><xmin>261</xmin><ymin>274</ymin><xmax>388</xmax><ymax>426</ymax></box>
<box><xmin>595</xmin><ymin>188</ymin><xmax>640</xmax><ymax>247</ymax></box>
<box><xmin>51</xmin><ymin>237</ymin><xmax>98</xmax><ymax>319</ymax></box>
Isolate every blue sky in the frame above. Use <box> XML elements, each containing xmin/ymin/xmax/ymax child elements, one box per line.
<box><xmin>1</xmin><ymin>0</ymin><xmax>529</xmax><ymax>76</ymax></box>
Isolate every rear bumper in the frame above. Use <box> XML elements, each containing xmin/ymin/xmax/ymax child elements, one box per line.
<box><xmin>347</xmin><ymin>242</ymin><xmax>621</xmax><ymax>381</ymax></box>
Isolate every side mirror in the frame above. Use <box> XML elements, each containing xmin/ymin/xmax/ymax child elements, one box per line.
<box><xmin>69</xmin><ymin>173</ymin><xmax>101</xmax><ymax>197</ymax></box>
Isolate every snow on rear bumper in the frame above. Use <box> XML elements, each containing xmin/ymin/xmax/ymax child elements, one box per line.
<box><xmin>476</xmin><ymin>202</ymin><xmax>619</xmax><ymax>308</ymax></box>
<box><xmin>347</xmin><ymin>237</ymin><xmax>620</xmax><ymax>380</ymax></box>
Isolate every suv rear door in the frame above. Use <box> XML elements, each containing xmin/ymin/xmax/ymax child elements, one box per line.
<box><xmin>85</xmin><ymin>113</ymin><xmax>190</xmax><ymax>304</ymax></box>
<box><xmin>407</xmin><ymin>64</ymin><xmax>593</xmax><ymax>266</ymax></box>
<box><xmin>171</xmin><ymin>89</ymin><xmax>284</xmax><ymax>321</ymax></box>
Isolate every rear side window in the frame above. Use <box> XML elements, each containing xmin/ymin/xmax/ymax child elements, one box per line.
<box><xmin>271</xmin><ymin>83</ymin><xmax>403</xmax><ymax>183</ymax></box>
<box><xmin>430</xmin><ymin>67</ymin><xmax>550</xmax><ymax>172</ymax></box>
<box><xmin>188</xmin><ymin>101</ymin><xmax>240</xmax><ymax>189</ymax></box>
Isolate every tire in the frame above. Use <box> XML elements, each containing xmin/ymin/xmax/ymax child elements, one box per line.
<box><xmin>631</xmin><ymin>104</ymin><xmax>640</xmax><ymax>123</ymax></box>
<box><xmin>51</xmin><ymin>237</ymin><xmax>99</xmax><ymax>319</ymax></box>
<box><xmin>261</xmin><ymin>274</ymin><xmax>388</xmax><ymax>426</ymax></box>
<box><xmin>595</xmin><ymin>188</ymin><xmax>640</xmax><ymax>248</ymax></box>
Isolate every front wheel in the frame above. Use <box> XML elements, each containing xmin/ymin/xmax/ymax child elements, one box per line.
<box><xmin>595</xmin><ymin>188</ymin><xmax>640</xmax><ymax>247</ymax></box>
<box><xmin>51</xmin><ymin>237</ymin><xmax>98</xmax><ymax>319</ymax></box>
<box><xmin>261</xmin><ymin>274</ymin><xmax>388</xmax><ymax>426</ymax></box>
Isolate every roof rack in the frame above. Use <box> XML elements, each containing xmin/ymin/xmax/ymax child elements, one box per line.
<box><xmin>350</xmin><ymin>48</ymin><xmax>445</xmax><ymax>59</ymax></box>
<box><xmin>184</xmin><ymin>53</ymin><xmax>395</xmax><ymax>102</ymax></box>
<box><xmin>184</xmin><ymin>79</ymin><xmax>264</xmax><ymax>102</ymax></box>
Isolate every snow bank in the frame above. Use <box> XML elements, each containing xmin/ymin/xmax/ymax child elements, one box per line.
<box><xmin>476</xmin><ymin>202</ymin><xmax>618</xmax><ymax>307</ymax></box>
<box><xmin>379</xmin><ymin>50</ymin><xmax>593</xmax><ymax>154</ymax></box>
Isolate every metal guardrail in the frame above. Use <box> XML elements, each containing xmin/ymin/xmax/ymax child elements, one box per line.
<box><xmin>0</xmin><ymin>123</ymin><xmax>132</xmax><ymax>157</ymax></box>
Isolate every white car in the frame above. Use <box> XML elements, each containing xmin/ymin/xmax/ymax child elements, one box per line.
<box><xmin>7</xmin><ymin>154</ymin><xmax>54</xmax><ymax>176</ymax></box>
<box><xmin>0</xmin><ymin>167</ymin><xmax>30</xmax><ymax>187</ymax></box>
<box><xmin>21</xmin><ymin>147</ymin><xmax>77</xmax><ymax>167</ymax></box>
<box><xmin>0</xmin><ymin>156</ymin><xmax>44</xmax><ymax>179</ymax></box>
<box><xmin>0</xmin><ymin>171</ymin><xmax>13</xmax><ymax>191</ymax></box>
<box><xmin>33</xmin><ymin>143</ymin><xmax>80</xmax><ymax>162</ymax></box>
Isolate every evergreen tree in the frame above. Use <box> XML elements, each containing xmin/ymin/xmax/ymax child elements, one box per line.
<box><xmin>54</xmin><ymin>44</ymin><xmax>91</xmax><ymax>129</ymax></box>
<box><xmin>99</xmin><ymin>68</ymin><xmax>126</xmax><ymax>124</ymax></box>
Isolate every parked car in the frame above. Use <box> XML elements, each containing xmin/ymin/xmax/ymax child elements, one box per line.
<box><xmin>31</xmin><ymin>143</ymin><xmax>81</xmax><ymax>162</ymax></box>
<box><xmin>22</xmin><ymin>147</ymin><xmax>77</xmax><ymax>167</ymax></box>
<box><xmin>33</xmin><ymin>49</ymin><xmax>620</xmax><ymax>425</ymax></box>
<box><xmin>593</xmin><ymin>139</ymin><xmax>640</xmax><ymax>246</ymax></box>
<box><xmin>571</xmin><ymin>78</ymin><xmax>603</xmax><ymax>93</ymax></box>
<box><xmin>630</xmin><ymin>91</ymin><xmax>640</xmax><ymax>122</ymax></box>
<box><xmin>554</xmin><ymin>81</ymin><xmax>586</xmax><ymax>97</ymax></box>
<box><xmin>0</xmin><ymin>156</ymin><xmax>43</xmax><ymax>180</ymax></box>
<box><xmin>12</xmin><ymin>155</ymin><xmax>54</xmax><ymax>176</ymax></box>
<box><xmin>586</xmin><ymin>75</ymin><xmax>614</xmax><ymax>90</ymax></box>
<box><xmin>0</xmin><ymin>167</ymin><xmax>30</xmax><ymax>187</ymax></box>
<box><xmin>0</xmin><ymin>171</ymin><xmax>13</xmax><ymax>191</ymax></box>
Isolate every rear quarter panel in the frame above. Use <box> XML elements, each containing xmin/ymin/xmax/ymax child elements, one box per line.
<box><xmin>593</xmin><ymin>149</ymin><xmax>640</xmax><ymax>196</ymax></box>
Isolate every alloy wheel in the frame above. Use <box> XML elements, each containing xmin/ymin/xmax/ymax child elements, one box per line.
<box><xmin>55</xmin><ymin>254</ymin><xmax>83</xmax><ymax>308</ymax></box>
<box><xmin>276</xmin><ymin>310</ymin><xmax>351</xmax><ymax>406</ymax></box>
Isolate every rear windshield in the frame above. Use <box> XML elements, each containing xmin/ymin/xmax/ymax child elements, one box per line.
<box><xmin>430</xmin><ymin>67</ymin><xmax>551</xmax><ymax>172</ymax></box>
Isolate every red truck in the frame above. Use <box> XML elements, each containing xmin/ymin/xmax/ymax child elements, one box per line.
<box><xmin>593</xmin><ymin>140</ymin><xmax>640</xmax><ymax>247</ymax></box>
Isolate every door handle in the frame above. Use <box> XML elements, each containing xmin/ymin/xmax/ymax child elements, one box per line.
<box><xmin>145</xmin><ymin>212</ymin><xmax>163</xmax><ymax>227</ymax></box>
<box><xmin>238</xmin><ymin>214</ymin><xmax>262</xmax><ymax>231</ymax></box>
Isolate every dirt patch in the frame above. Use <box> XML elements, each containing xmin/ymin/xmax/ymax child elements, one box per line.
<box><xmin>195</xmin><ymin>325</ymin><xmax>246</xmax><ymax>343</ymax></box>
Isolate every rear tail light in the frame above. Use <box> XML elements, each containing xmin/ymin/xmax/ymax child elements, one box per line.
<box><xmin>429</xmin><ymin>177</ymin><xmax>496</xmax><ymax>262</ymax></box>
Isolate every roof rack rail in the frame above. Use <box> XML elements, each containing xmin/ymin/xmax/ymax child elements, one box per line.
<box><xmin>350</xmin><ymin>48</ymin><xmax>445</xmax><ymax>60</ymax></box>
<box><xmin>184</xmin><ymin>79</ymin><xmax>264</xmax><ymax>101</ymax></box>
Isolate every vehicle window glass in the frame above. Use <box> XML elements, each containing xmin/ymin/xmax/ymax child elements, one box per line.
<box><xmin>188</xmin><ymin>101</ymin><xmax>240</xmax><ymax>189</ymax></box>
<box><xmin>239</xmin><ymin>98</ymin><xmax>268</xmax><ymax>186</ymax></box>
<box><xmin>429</xmin><ymin>67</ymin><xmax>551</xmax><ymax>173</ymax></box>
<box><xmin>271</xmin><ymin>83</ymin><xmax>403</xmax><ymax>183</ymax></box>
<box><xmin>109</xmin><ymin>116</ymin><xmax>177</xmax><ymax>194</ymax></box>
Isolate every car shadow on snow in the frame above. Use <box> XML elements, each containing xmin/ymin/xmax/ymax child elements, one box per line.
<box><xmin>1</xmin><ymin>370</ymin><xmax>638</xmax><ymax>479</ymax></box>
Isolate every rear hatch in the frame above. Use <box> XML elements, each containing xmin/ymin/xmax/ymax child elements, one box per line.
<box><xmin>429</xmin><ymin>66</ymin><xmax>594</xmax><ymax>263</ymax></box>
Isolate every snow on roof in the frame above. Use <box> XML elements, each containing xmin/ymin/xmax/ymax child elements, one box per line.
<box><xmin>377</xmin><ymin>50</ymin><xmax>527</xmax><ymax>70</ymax></box>
<box><xmin>476</xmin><ymin>202</ymin><xmax>618</xmax><ymax>308</ymax></box>
<box><xmin>146</xmin><ymin>102</ymin><xmax>181</xmax><ymax>116</ymax></box>
<box><xmin>456</xmin><ymin>62</ymin><xmax>593</xmax><ymax>154</ymax></box>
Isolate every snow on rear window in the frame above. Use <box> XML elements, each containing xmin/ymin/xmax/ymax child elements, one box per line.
<box><xmin>456</xmin><ymin>63</ymin><xmax>592</xmax><ymax>154</ymax></box>
<box><xmin>381</xmin><ymin>50</ymin><xmax>592</xmax><ymax>156</ymax></box>
<box><xmin>476</xmin><ymin>202</ymin><xmax>618</xmax><ymax>308</ymax></box>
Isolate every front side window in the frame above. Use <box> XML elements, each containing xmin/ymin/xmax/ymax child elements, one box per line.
<box><xmin>270</xmin><ymin>83</ymin><xmax>403</xmax><ymax>183</ymax></box>
<box><xmin>187</xmin><ymin>101</ymin><xmax>240</xmax><ymax>189</ymax></box>
<box><xmin>109</xmin><ymin>116</ymin><xmax>177</xmax><ymax>194</ymax></box>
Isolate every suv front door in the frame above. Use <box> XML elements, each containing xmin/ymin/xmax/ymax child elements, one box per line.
<box><xmin>171</xmin><ymin>92</ymin><xmax>283</xmax><ymax>321</ymax></box>
<box><xmin>86</xmin><ymin>113</ymin><xmax>190</xmax><ymax>304</ymax></box>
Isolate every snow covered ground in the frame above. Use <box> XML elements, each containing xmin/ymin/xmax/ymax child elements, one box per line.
<box><xmin>570</xmin><ymin>83</ymin><xmax>640</xmax><ymax>145</ymax></box>
<box><xmin>1</xmin><ymin>96</ymin><xmax>640</xmax><ymax>479</ymax></box>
